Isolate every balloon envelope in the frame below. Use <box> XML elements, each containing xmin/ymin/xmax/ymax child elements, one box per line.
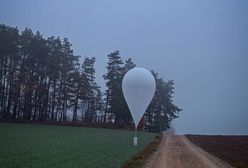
<box><xmin>122</xmin><ymin>67</ymin><xmax>156</xmax><ymax>128</ymax></box>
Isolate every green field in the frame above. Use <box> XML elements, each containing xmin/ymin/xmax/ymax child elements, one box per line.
<box><xmin>0</xmin><ymin>123</ymin><xmax>155</xmax><ymax>168</ymax></box>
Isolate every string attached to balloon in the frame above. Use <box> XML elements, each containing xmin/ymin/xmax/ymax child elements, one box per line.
<box><xmin>122</xmin><ymin>67</ymin><xmax>156</xmax><ymax>146</ymax></box>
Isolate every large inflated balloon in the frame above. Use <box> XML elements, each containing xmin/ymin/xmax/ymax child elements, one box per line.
<box><xmin>122</xmin><ymin>67</ymin><xmax>156</xmax><ymax>129</ymax></box>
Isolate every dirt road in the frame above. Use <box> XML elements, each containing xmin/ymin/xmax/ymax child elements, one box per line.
<box><xmin>144</xmin><ymin>135</ymin><xmax>232</xmax><ymax>168</ymax></box>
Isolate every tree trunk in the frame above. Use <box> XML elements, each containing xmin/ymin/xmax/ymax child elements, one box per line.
<box><xmin>104</xmin><ymin>90</ymin><xmax>109</xmax><ymax>123</ymax></box>
<box><xmin>73</xmin><ymin>86</ymin><xmax>79</xmax><ymax>122</ymax></box>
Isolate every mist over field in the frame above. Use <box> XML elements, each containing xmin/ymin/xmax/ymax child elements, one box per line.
<box><xmin>0</xmin><ymin>0</ymin><xmax>248</xmax><ymax>135</ymax></box>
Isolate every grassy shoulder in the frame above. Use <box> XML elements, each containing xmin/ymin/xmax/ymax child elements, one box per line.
<box><xmin>0</xmin><ymin>122</ymin><xmax>156</xmax><ymax>168</ymax></box>
<box><xmin>121</xmin><ymin>135</ymin><xmax>161</xmax><ymax>168</ymax></box>
<box><xmin>186</xmin><ymin>134</ymin><xmax>248</xmax><ymax>168</ymax></box>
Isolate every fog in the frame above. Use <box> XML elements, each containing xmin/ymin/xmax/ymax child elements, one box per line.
<box><xmin>1</xmin><ymin>0</ymin><xmax>247</xmax><ymax>135</ymax></box>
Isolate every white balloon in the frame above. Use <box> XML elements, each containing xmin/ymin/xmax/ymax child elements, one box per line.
<box><xmin>122</xmin><ymin>67</ymin><xmax>156</xmax><ymax>129</ymax></box>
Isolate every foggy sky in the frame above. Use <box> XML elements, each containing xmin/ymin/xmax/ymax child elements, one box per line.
<box><xmin>1</xmin><ymin>0</ymin><xmax>247</xmax><ymax>135</ymax></box>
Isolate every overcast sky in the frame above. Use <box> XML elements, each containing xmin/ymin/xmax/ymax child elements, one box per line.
<box><xmin>1</xmin><ymin>0</ymin><xmax>247</xmax><ymax>135</ymax></box>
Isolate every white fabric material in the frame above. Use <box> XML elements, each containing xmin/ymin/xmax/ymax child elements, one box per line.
<box><xmin>133</xmin><ymin>136</ymin><xmax>138</xmax><ymax>146</ymax></box>
<box><xmin>122</xmin><ymin>67</ymin><xmax>156</xmax><ymax>129</ymax></box>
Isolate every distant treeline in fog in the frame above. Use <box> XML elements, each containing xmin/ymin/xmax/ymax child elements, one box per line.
<box><xmin>0</xmin><ymin>24</ymin><xmax>181</xmax><ymax>133</ymax></box>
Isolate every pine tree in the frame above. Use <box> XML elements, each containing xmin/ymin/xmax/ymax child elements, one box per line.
<box><xmin>81</xmin><ymin>57</ymin><xmax>98</xmax><ymax>123</ymax></box>
<box><xmin>103</xmin><ymin>51</ymin><xmax>125</xmax><ymax>125</ymax></box>
<box><xmin>46</xmin><ymin>36</ymin><xmax>63</xmax><ymax>121</ymax></box>
<box><xmin>0</xmin><ymin>24</ymin><xmax>19</xmax><ymax>118</ymax></box>
<box><xmin>145</xmin><ymin>71</ymin><xmax>182</xmax><ymax>133</ymax></box>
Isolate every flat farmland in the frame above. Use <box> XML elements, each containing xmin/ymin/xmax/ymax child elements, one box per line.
<box><xmin>0</xmin><ymin>123</ymin><xmax>155</xmax><ymax>168</ymax></box>
<box><xmin>186</xmin><ymin>135</ymin><xmax>248</xmax><ymax>168</ymax></box>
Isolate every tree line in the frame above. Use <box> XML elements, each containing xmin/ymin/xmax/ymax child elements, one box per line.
<box><xmin>0</xmin><ymin>24</ymin><xmax>181</xmax><ymax>133</ymax></box>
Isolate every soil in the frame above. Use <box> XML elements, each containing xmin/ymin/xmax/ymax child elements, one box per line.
<box><xmin>186</xmin><ymin>135</ymin><xmax>248</xmax><ymax>168</ymax></box>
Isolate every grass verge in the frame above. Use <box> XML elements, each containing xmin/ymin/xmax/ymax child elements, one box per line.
<box><xmin>121</xmin><ymin>135</ymin><xmax>161</xmax><ymax>168</ymax></box>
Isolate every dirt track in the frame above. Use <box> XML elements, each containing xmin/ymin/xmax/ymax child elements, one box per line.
<box><xmin>144</xmin><ymin>135</ymin><xmax>232</xmax><ymax>168</ymax></box>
